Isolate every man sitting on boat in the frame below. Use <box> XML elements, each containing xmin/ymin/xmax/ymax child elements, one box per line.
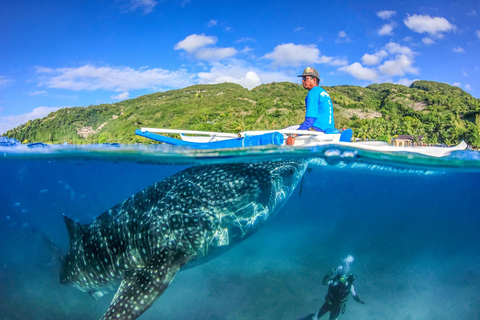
<box><xmin>297</xmin><ymin>67</ymin><xmax>336</xmax><ymax>133</ymax></box>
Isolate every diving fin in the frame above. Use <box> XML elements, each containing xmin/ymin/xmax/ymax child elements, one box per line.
<box><xmin>296</xmin><ymin>314</ymin><xmax>316</xmax><ymax>320</ymax></box>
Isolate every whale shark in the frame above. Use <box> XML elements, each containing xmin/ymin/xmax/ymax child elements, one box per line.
<box><xmin>60</xmin><ymin>159</ymin><xmax>309</xmax><ymax>319</ymax></box>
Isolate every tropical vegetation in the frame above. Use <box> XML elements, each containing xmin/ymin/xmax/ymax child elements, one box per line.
<box><xmin>3</xmin><ymin>80</ymin><xmax>480</xmax><ymax>147</ymax></box>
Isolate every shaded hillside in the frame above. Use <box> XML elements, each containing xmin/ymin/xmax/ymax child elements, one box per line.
<box><xmin>4</xmin><ymin>81</ymin><xmax>480</xmax><ymax>147</ymax></box>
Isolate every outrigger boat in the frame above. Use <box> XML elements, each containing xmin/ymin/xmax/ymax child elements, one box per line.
<box><xmin>135</xmin><ymin>128</ymin><xmax>351</xmax><ymax>148</ymax></box>
<box><xmin>135</xmin><ymin>127</ymin><xmax>468</xmax><ymax>157</ymax></box>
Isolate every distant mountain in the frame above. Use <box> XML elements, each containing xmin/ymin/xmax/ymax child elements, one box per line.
<box><xmin>3</xmin><ymin>81</ymin><xmax>480</xmax><ymax>147</ymax></box>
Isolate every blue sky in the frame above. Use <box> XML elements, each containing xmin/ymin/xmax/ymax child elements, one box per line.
<box><xmin>1</xmin><ymin>0</ymin><xmax>479</xmax><ymax>134</ymax></box>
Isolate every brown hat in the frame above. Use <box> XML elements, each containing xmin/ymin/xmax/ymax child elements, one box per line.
<box><xmin>298</xmin><ymin>67</ymin><xmax>320</xmax><ymax>79</ymax></box>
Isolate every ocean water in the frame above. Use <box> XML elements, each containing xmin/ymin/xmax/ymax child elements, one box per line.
<box><xmin>1</xmin><ymin>143</ymin><xmax>480</xmax><ymax>320</ymax></box>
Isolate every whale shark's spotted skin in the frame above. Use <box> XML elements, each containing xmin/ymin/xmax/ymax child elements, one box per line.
<box><xmin>60</xmin><ymin>160</ymin><xmax>308</xmax><ymax>319</ymax></box>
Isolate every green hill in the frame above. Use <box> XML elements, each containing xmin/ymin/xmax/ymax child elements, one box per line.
<box><xmin>3</xmin><ymin>80</ymin><xmax>480</xmax><ymax>147</ymax></box>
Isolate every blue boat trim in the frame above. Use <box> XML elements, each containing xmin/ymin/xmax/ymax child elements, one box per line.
<box><xmin>340</xmin><ymin>129</ymin><xmax>353</xmax><ymax>142</ymax></box>
<box><xmin>135</xmin><ymin>129</ymin><xmax>285</xmax><ymax>149</ymax></box>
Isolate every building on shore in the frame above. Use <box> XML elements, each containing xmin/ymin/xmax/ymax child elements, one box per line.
<box><xmin>392</xmin><ymin>135</ymin><xmax>425</xmax><ymax>147</ymax></box>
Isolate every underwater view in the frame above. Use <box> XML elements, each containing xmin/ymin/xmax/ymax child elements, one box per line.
<box><xmin>1</xmin><ymin>143</ymin><xmax>480</xmax><ymax>320</ymax></box>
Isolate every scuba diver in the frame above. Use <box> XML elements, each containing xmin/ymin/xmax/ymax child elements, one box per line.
<box><xmin>297</xmin><ymin>255</ymin><xmax>365</xmax><ymax>320</ymax></box>
<box><xmin>315</xmin><ymin>268</ymin><xmax>365</xmax><ymax>320</ymax></box>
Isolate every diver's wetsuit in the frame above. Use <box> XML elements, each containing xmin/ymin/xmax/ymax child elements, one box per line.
<box><xmin>317</xmin><ymin>270</ymin><xmax>364</xmax><ymax>320</ymax></box>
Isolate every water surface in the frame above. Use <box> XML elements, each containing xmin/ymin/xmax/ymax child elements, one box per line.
<box><xmin>1</xmin><ymin>143</ymin><xmax>479</xmax><ymax>320</ymax></box>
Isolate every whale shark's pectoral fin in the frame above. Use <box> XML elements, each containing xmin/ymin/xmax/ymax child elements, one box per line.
<box><xmin>101</xmin><ymin>248</ymin><xmax>189</xmax><ymax>320</ymax></box>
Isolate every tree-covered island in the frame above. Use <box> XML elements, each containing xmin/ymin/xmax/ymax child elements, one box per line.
<box><xmin>3</xmin><ymin>80</ymin><xmax>480</xmax><ymax>148</ymax></box>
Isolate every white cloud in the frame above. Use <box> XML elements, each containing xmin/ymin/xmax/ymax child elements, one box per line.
<box><xmin>384</xmin><ymin>42</ymin><xmax>414</xmax><ymax>57</ymax></box>
<box><xmin>316</xmin><ymin>55</ymin><xmax>347</xmax><ymax>66</ymax></box>
<box><xmin>174</xmin><ymin>34</ymin><xmax>217</xmax><ymax>53</ymax></box>
<box><xmin>195</xmin><ymin>47</ymin><xmax>237</xmax><ymax>61</ymax></box>
<box><xmin>0</xmin><ymin>106</ymin><xmax>61</xmax><ymax>134</ymax></box>
<box><xmin>476</xmin><ymin>30</ymin><xmax>480</xmax><ymax>39</ymax></box>
<box><xmin>378</xmin><ymin>50</ymin><xmax>389</xmax><ymax>58</ymax></box>
<box><xmin>362</xmin><ymin>53</ymin><xmax>384</xmax><ymax>66</ymax></box>
<box><xmin>263</xmin><ymin>43</ymin><xmax>343</xmax><ymax>67</ymax></box>
<box><xmin>123</xmin><ymin>0</ymin><xmax>158</xmax><ymax>14</ymax></box>
<box><xmin>235</xmin><ymin>37</ymin><xmax>255</xmax><ymax>43</ymax></box>
<box><xmin>174</xmin><ymin>34</ymin><xmax>237</xmax><ymax>61</ymax></box>
<box><xmin>422</xmin><ymin>37</ymin><xmax>435</xmax><ymax>45</ymax></box>
<box><xmin>199</xmin><ymin>70</ymin><xmax>261</xmax><ymax>89</ymax></box>
<box><xmin>465</xmin><ymin>84</ymin><xmax>472</xmax><ymax>91</ymax></box>
<box><xmin>197</xmin><ymin>61</ymin><xmax>288</xmax><ymax>89</ymax></box>
<box><xmin>362</xmin><ymin>54</ymin><xmax>378</xmax><ymax>66</ymax></box>
<box><xmin>377</xmin><ymin>10</ymin><xmax>396</xmax><ymax>20</ymax></box>
<box><xmin>378</xmin><ymin>54</ymin><xmax>419</xmax><ymax>76</ymax></box>
<box><xmin>453</xmin><ymin>47</ymin><xmax>465</xmax><ymax>53</ymax></box>
<box><xmin>240</xmin><ymin>46</ymin><xmax>254</xmax><ymax>54</ymax></box>
<box><xmin>197</xmin><ymin>60</ymin><xmax>297</xmax><ymax>90</ymax></box>
<box><xmin>111</xmin><ymin>92</ymin><xmax>130</xmax><ymax>100</ymax></box>
<box><xmin>395</xmin><ymin>78</ymin><xmax>417</xmax><ymax>86</ymax></box>
<box><xmin>466</xmin><ymin>10</ymin><xmax>477</xmax><ymax>17</ymax></box>
<box><xmin>329</xmin><ymin>59</ymin><xmax>348</xmax><ymax>66</ymax></box>
<box><xmin>452</xmin><ymin>82</ymin><xmax>461</xmax><ymax>87</ymax></box>
<box><xmin>207</xmin><ymin>20</ymin><xmax>217</xmax><ymax>27</ymax></box>
<box><xmin>0</xmin><ymin>76</ymin><xmax>13</xmax><ymax>87</ymax></box>
<box><xmin>342</xmin><ymin>43</ymin><xmax>417</xmax><ymax>82</ymax></box>
<box><xmin>404</xmin><ymin>14</ymin><xmax>456</xmax><ymax>38</ymax></box>
<box><xmin>263</xmin><ymin>43</ymin><xmax>320</xmax><ymax>67</ymax></box>
<box><xmin>317</xmin><ymin>56</ymin><xmax>333</xmax><ymax>64</ymax></box>
<box><xmin>36</xmin><ymin>65</ymin><xmax>193</xmax><ymax>92</ymax></box>
<box><xmin>336</xmin><ymin>31</ymin><xmax>351</xmax><ymax>43</ymax></box>
<box><xmin>338</xmin><ymin>63</ymin><xmax>379</xmax><ymax>81</ymax></box>
<box><xmin>463</xmin><ymin>70</ymin><xmax>468</xmax><ymax>77</ymax></box>
<box><xmin>294</xmin><ymin>27</ymin><xmax>305</xmax><ymax>32</ymax></box>
<box><xmin>29</xmin><ymin>91</ymin><xmax>47</xmax><ymax>96</ymax></box>
<box><xmin>378</xmin><ymin>24</ymin><xmax>394</xmax><ymax>36</ymax></box>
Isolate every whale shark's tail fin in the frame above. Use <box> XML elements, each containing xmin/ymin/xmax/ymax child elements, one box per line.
<box><xmin>101</xmin><ymin>247</ymin><xmax>190</xmax><ymax>320</ymax></box>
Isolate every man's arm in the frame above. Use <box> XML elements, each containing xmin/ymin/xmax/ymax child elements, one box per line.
<box><xmin>322</xmin><ymin>268</ymin><xmax>337</xmax><ymax>285</ymax></box>
<box><xmin>298</xmin><ymin>117</ymin><xmax>317</xmax><ymax>130</ymax></box>
<box><xmin>299</xmin><ymin>88</ymin><xmax>320</xmax><ymax>131</ymax></box>
<box><xmin>351</xmin><ymin>285</ymin><xmax>365</xmax><ymax>304</ymax></box>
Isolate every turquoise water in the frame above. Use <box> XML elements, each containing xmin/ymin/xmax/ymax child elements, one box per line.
<box><xmin>1</xmin><ymin>143</ymin><xmax>480</xmax><ymax>320</ymax></box>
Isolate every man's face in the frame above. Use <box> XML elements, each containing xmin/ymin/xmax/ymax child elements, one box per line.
<box><xmin>301</xmin><ymin>76</ymin><xmax>316</xmax><ymax>90</ymax></box>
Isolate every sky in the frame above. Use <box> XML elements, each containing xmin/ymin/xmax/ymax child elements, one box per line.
<box><xmin>1</xmin><ymin>0</ymin><xmax>479</xmax><ymax>134</ymax></box>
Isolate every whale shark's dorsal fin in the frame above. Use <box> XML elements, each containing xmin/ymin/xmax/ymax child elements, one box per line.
<box><xmin>101</xmin><ymin>248</ymin><xmax>190</xmax><ymax>320</ymax></box>
<box><xmin>63</xmin><ymin>215</ymin><xmax>88</xmax><ymax>246</ymax></box>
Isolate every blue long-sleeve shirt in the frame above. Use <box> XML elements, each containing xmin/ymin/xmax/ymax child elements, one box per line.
<box><xmin>299</xmin><ymin>86</ymin><xmax>335</xmax><ymax>132</ymax></box>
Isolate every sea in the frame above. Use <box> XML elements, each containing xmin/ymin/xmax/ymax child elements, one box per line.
<box><xmin>1</xmin><ymin>142</ymin><xmax>479</xmax><ymax>320</ymax></box>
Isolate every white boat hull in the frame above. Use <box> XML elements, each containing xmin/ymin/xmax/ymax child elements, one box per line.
<box><xmin>138</xmin><ymin>128</ymin><xmax>467</xmax><ymax>157</ymax></box>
